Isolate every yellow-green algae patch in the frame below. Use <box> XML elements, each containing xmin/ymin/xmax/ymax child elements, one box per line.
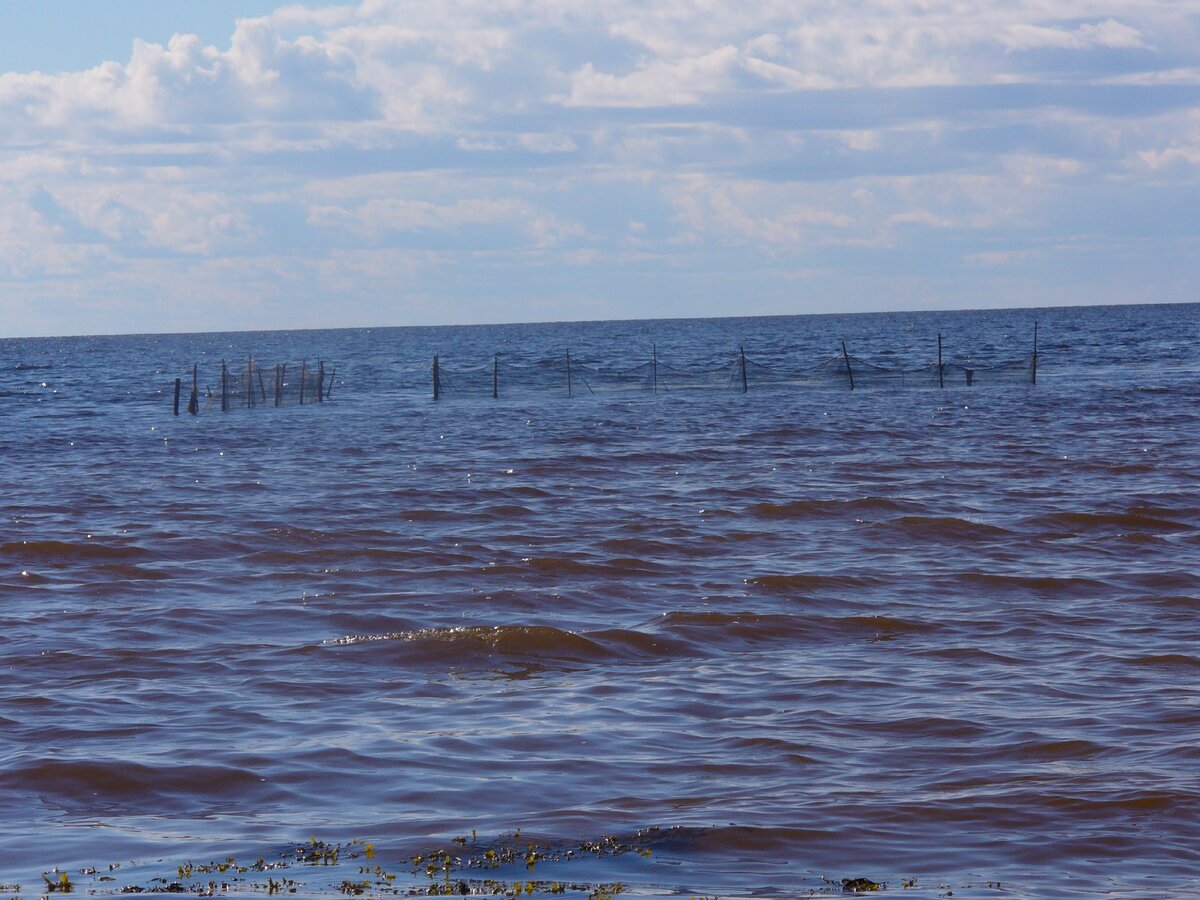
<box><xmin>20</xmin><ymin>829</ymin><xmax>913</xmax><ymax>899</ymax></box>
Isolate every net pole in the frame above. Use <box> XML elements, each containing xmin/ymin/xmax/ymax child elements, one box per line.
<box><xmin>300</xmin><ymin>361</ymin><xmax>307</xmax><ymax>405</ymax></box>
<box><xmin>938</xmin><ymin>334</ymin><xmax>944</xmax><ymax>388</ymax></box>
<box><xmin>173</xmin><ymin>378</ymin><xmax>181</xmax><ymax>416</ymax></box>
<box><xmin>1031</xmin><ymin>320</ymin><xmax>1038</xmax><ymax>385</ymax></box>
<box><xmin>317</xmin><ymin>360</ymin><xmax>325</xmax><ymax>403</ymax></box>
<box><xmin>566</xmin><ymin>350</ymin><xmax>572</xmax><ymax>397</ymax></box>
<box><xmin>221</xmin><ymin>360</ymin><xmax>228</xmax><ymax>411</ymax></box>
<box><xmin>740</xmin><ymin>346</ymin><xmax>748</xmax><ymax>393</ymax></box>
<box><xmin>493</xmin><ymin>354</ymin><xmax>498</xmax><ymax>400</ymax></box>
<box><xmin>275</xmin><ymin>364</ymin><xmax>283</xmax><ymax>407</ymax></box>
<box><xmin>652</xmin><ymin>344</ymin><xmax>658</xmax><ymax>394</ymax></box>
<box><xmin>432</xmin><ymin>355</ymin><xmax>441</xmax><ymax>401</ymax></box>
<box><xmin>246</xmin><ymin>357</ymin><xmax>253</xmax><ymax>408</ymax></box>
<box><xmin>189</xmin><ymin>363</ymin><xmax>198</xmax><ymax>415</ymax></box>
<box><xmin>257</xmin><ymin>365</ymin><xmax>267</xmax><ymax>403</ymax></box>
<box><xmin>326</xmin><ymin>369</ymin><xmax>335</xmax><ymax>400</ymax></box>
<box><xmin>842</xmin><ymin>341</ymin><xmax>855</xmax><ymax>390</ymax></box>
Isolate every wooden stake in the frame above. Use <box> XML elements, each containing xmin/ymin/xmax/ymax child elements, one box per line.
<box><xmin>740</xmin><ymin>345</ymin><xmax>748</xmax><ymax>393</ymax></box>
<box><xmin>493</xmin><ymin>354</ymin><xmax>498</xmax><ymax>400</ymax></box>
<box><xmin>1031</xmin><ymin>320</ymin><xmax>1038</xmax><ymax>385</ymax></box>
<box><xmin>257</xmin><ymin>365</ymin><xmax>267</xmax><ymax>403</ymax></box>
<box><xmin>432</xmin><ymin>355</ymin><xmax>441</xmax><ymax>401</ymax></box>
<box><xmin>189</xmin><ymin>363</ymin><xmax>198</xmax><ymax>415</ymax></box>
<box><xmin>275</xmin><ymin>364</ymin><xmax>283</xmax><ymax>407</ymax></box>
<box><xmin>566</xmin><ymin>350</ymin><xmax>572</xmax><ymax>397</ymax></box>
<box><xmin>173</xmin><ymin>378</ymin><xmax>181</xmax><ymax>415</ymax></box>
<box><xmin>937</xmin><ymin>333</ymin><xmax>944</xmax><ymax>388</ymax></box>
<box><xmin>221</xmin><ymin>360</ymin><xmax>228</xmax><ymax>411</ymax></box>
<box><xmin>842</xmin><ymin>341</ymin><xmax>855</xmax><ymax>390</ymax></box>
<box><xmin>300</xmin><ymin>361</ymin><xmax>307</xmax><ymax>405</ymax></box>
<box><xmin>652</xmin><ymin>344</ymin><xmax>658</xmax><ymax>394</ymax></box>
<box><xmin>326</xmin><ymin>369</ymin><xmax>336</xmax><ymax>400</ymax></box>
<box><xmin>317</xmin><ymin>360</ymin><xmax>325</xmax><ymax>403</ymax></box>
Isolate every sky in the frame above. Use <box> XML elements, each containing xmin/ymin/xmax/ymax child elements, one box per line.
<box><xmin>1</xmin><ymin>1</ymin><xmax>1198</xmax><ymax>336</ymax></box>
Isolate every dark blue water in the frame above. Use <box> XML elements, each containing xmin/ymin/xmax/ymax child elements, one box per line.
<box><xmin>1</xmin><ymin>304</ymin><xmax>1198</xmax><ymax>898</ymax></box>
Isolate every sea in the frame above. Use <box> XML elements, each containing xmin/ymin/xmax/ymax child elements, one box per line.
<box><xmin>1</xmin><ymin>303</ymin><xmax>1198</xmax><ymax>898</ymax></box>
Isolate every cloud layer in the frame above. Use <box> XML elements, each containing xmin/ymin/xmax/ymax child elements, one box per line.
<box><xmin>2</xmin><ymin>0</ymin><xmax>1197</xmax><ymax>334</ymax></box>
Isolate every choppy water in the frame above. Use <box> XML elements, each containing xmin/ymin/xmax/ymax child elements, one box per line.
<box><xmin>2</xmin><ymin>304</ymin><xmax>1199</xmax><ymax>898</ymax></box>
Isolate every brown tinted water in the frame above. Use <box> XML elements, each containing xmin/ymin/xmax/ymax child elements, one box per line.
<box><xmin>1</xmin><ymin>305</ymin><xmax>1198</xmax><ymax>897</ymax></box>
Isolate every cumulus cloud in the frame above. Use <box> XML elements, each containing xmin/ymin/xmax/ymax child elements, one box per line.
<box><xmin>565</xmin><ymin>47</ymin><xmax>742</xmax><ymax>107</ymax></box>
<box><xmin>0</xmin><ymin>27</ymin><xmax>374</xmax><ymax>136</ymax></box>
<box><xmin>0</xmin><ymin>3</ymin><xmax>1180</xmax><ymax>137</ymax></box>
<box><xmin>0</xmin><ymin>0</ymin><xmax>1197</xmax><ymax>333</ymax></box>
<box><xmin>1002</xmin><ymin>18</ymin><xmax>1147</xmax><ymax>52</ymax></box>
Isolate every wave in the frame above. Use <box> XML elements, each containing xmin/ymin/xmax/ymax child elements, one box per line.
<box><xmin>1121</xmin><ymin>653</ymin><xmax>1200</xmax><ymax>669</ymax></box>
<box><xmin>655</xmin><ymin>610</ymin><xmax>935</xmax><ymax>645</ymax></box>
<box><xmin>746</xmin><ymin>496</ymin><xmax>919</xmax><ymax>520</ymax></box>
<box><xmin>397</xmin><ymin>508</ymin><xmax>462</xmax><ymax>521</ymax></box>
<box><xmin>478</xmin><ymin>503</ymin><xmax>536</xmax><ymax>519</ymax></box>
<box><xmin>489</xmin><ymin>556</ymin><xmax>668</xmax><ymax>577</ymax></box>
<box><xmin>638</xmin><ymin>824</ymin><xmax>838</xmax><ymax>854</ymax></box>
<box><xmin>0</xmin><ymin>758</ymin><xmax>281</xmax><ymax>812</ymax></box>
<box><xmin>748</xmin><ymin>573</ymin><xmax>887</xmax><ymax>592</ymax></box>
<box><xmin>1008</xmin><ymin>737</ymin><xmax>1110</xmax><ymax>761</ymax></box>
<box><xmin>941</xmin><ymin>572</ymin><xmax>1109</xmax><ymax>596</ymax></box>
<box><xmin>914</xmin><ymin>647</ymin><xmax>1022</xmax><ymax>664</ymax></box>
<box><xmin>598</xmin><ymin>537</ymin><xmax>712</xmax><ymax>558</ymax></box>
<box><xmin>323</xmin><ymin>611</ymin><xmax>940</xmax><ymax>673</ymax></box>
<box><xmin>1</xmin><ymin>539</ymin><xmax>151</xmax><ymax>562</ymax></box>
<box><xmin>1024</xmin><ymin>510</ymin><xmax>1193</xmax><ymax>534</ymax></box>
<box><xmin>881</xmin><ymin>516</ymin><xmax>1013</xmax><ymax>540</ymax></box>
<box><xmin>324</xmin><ymin>624</ymin><xmax>686</xmax><ymax>666</ymax></box>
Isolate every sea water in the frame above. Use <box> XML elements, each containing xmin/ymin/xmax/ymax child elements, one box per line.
<box><xmin>1</xmin><ymin>304</ymin><xmax>1198</xmax><ymax>897</ymax></box>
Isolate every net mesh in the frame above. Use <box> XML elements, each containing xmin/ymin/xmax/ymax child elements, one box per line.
<box><xmin>432</xmin><ymin>349</ymin><xmax>1037</xmax><ymax>399</ymax></box>
<box><xmin>171</xmin><ymin>340</ymin><xmax>1040</xmax><ymax>412</ymax></box>
<box><xmin>178</xmin><ymin>360</ymin><xmax>331</xmax><ymax>413</ymax></box>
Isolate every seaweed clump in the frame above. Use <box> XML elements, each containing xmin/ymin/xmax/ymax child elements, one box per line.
<box><xmin>841</xmin><ymin>876</ymin><xmax>882</xmax><ymax>892</ymax></box>
<box><xmin>42</xmin><ymin>873</ymin><xmax>74</xmax><ymax>894</ymax></box>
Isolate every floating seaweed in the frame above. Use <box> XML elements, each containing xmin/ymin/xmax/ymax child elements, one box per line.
<box><xmin>30</xmin><ymin>829</ymin><xmax>978</xmax><ymax>899</ymax></box>
<box><xmin>841</xmin><ymin>876</ymin><xmax>882</xmax><ymax>892</ymax></box>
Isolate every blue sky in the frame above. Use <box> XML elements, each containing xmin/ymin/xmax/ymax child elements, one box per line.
<box><xmin>1</xmin><ymin>1</ymin><xmax>1197</xmax><ymax>336</ymax></box>
<box><xmin>0</xmin><ymin>2</ymin><xmax>286</xmax><ymax>74</ymax></box>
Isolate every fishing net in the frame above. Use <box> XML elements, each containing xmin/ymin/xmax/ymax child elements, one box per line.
<box><xmin>171</xmin><ymin>339</ymin><xmax>1039</xmax><ymax>413</ymax></box>
<box><xmin>178</xmin><ymin>359</ymin><xmax>330</xmax><ymax>413</ymax></box>
<box><xmin>432</xmin><ymin>349</ymin><xmax>1038</xmax><ymax>400</ymax></box>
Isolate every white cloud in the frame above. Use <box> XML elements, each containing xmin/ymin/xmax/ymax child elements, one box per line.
<box><xmin>0</xmin><ymin>0</ymin><xmax>1197</xmax><ymax>333</ymax></box>
<box><xmin>78</xmin><ymin>185</ymin><xmax>253</xmax><ymax>254</ymax></box>
<box><xmin>1138</xmin><ymin>145</ymin><xmax>1200</xmax><ymax>170</ymax></box>
<box><xmin>309</xmin><ymin>196</ymin><xmax>534</xmax><ymax>233</ymax></box>
<box><xmin>966</xmin><ymin>249</ymin><xmax>1043</xmax><ymax>266</ymax></box>
<box><xmin>565</xmin><ymin>47</ymin><xmax>741</xmax><ymax>107</ymax></box>
<box><xmin>1002</xmin><ymin>19</ymin><xmax>1147</xmax><ymax>51</ymax></box>
<box><xmin>308</xmin><ymin>191</ymin><xmax>585</xmax><ymax>247</ymax></box>
<box><xmin>886</xmin><ymin>210</ymin><xmax>957</xmax><ymax>229</ymax></box>
<box><xmin>667</xmin><ymin>175</ymin><xmax>856</xmax><ymax>247</ymax></box>
<box><xmin>456</xmin><ymin>132</ymin><xmax>577</xmax><ymax>153</ymax></box>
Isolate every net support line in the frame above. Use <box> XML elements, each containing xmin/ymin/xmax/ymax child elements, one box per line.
<box><xmin>424</xmin><ymin>334</ymin><xmax>1039</xmax><ymax>402</ymax></box>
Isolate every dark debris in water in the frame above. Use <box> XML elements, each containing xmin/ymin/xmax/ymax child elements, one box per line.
<box><xmin>21</xmin><ymin>829</ymin><xmax>996</xmax><ymax>898</ymax></box>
